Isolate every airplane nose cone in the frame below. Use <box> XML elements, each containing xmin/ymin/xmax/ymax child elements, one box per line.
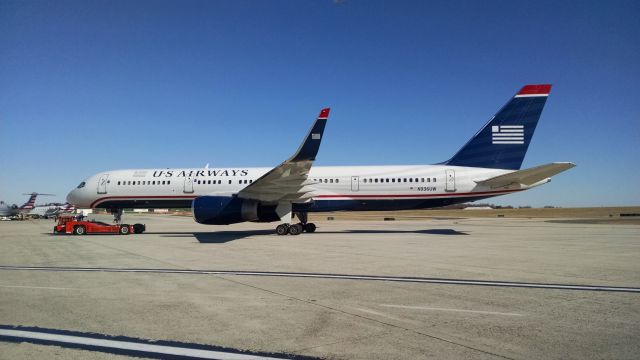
<box><xmin>66</xmin><ymin>189</ymin><xmax>78</xmax><ymax>205</ymax></box>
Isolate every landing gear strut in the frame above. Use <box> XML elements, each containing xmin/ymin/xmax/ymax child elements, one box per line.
<box><xmin>110</xmin><ymin>208</ymin><xmax>123</xmax><ymax>224</ymax></box>
<box><xmin>275</xmin><ymin>212</ymin><xmax>316</xmax><ymax>236</ymax></box>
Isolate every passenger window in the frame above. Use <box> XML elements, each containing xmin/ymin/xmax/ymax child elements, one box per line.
<box><xmin>330</xmin><ymin>179</ymin><xmax>334</xmax><ymax>183</ymax></box>
<box><xmin>363</xmin><ymin>179</ymin><xmax>367</xmax><ymax>183</ymax></box>
<box><xmin>392</xmin><ymin>178</ymin><xmax>395</xmax><ymax>183</ymax></box>
<box><xmin>427</xmin><ymin>178</ymin><xmax>430</xmax><ymax>182</ymax></box>
<box><xmin>218</xmin><ymin>180</ymin><xmax>221</xmax><ymax>184</ymax></box>
<box><xmin>228</xmin><ymin>180</ymin><xmax>232</xmax><ymax>184</ymax></box>
<box><xmin>152</xmin><ymin>181</ymin><xmax>155</xmax><ymax>185</ymax></box>
<box><xmin>117</xmin><ymin>181</ymin><xmax>121</xmax><ymax>185</ymax></box>
<box><xmin>250</xmin><ymin>180</ymin><xmax>253</xmax><ymax>183</ymax></box>
<box><xmin>335</xmin><ymin>179</ymin><xmax>339</xmax><ymax>183</ymax></box>
<box><xmin>409</xmin><ymin>178</ymin><xmax>413</xmax><ymax>182</ymax></box>
<box><xmin>386</xmin><ymin>178</ymin><xmax>389</xmax><ymax>183</ymax></box>
<box><xmin>421</xmin><ymin>178</ymin><xmax>424</xmax><ymax>182</ymax></box>
<box><xmin>433</xmin><ymin>178</ymin><xmax>436</xmax><ymax>182</ymax></box>
<box><xmin>162</xmin><ymin>181</ymin><xmax>166</xmax><ymax>185</ymax></box>
<box><xmin>168</xmin><ymin>181</ymin><xmax>170</xmax><ymax>185</ymax></box>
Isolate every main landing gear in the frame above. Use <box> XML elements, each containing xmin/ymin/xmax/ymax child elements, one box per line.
<box><xmin>275</xmin><ymin>212</ymin><xmax>316</xmax><ymax>236</ymax></box>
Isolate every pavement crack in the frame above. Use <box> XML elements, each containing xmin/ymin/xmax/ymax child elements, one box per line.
<box><xmin>214</xmin><ymin>275</ymin><xmax>516</xmax><ymax>360</ymax></box>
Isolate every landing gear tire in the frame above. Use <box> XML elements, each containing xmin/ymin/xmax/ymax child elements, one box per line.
<box><xmin>288</xmin><ymin>223</ymin><xmax>303</xmax><ymax>235</ymax></box>
<box><xmin>304</xmin><ymin>223</ymin><xmax>316</xmax><ymax>233</ymax></box>
<box><xmin>119</xmin><ymin>225</ymin><xmax>130</xmax><ymax>235</ymax></box>
<box><xmin>276</xmin><ymin>224</ymin><xmax>289</xmax><ymax>236</ymax></box>
<box><xmin>133</xmin><ymin>223</ymin><xmax>146</xmax><ymax>234</ymax></box>
<box><xmin>74</xmin><ymin>226</ymin><xmax>86</xmax><ymax>235</ymax></box>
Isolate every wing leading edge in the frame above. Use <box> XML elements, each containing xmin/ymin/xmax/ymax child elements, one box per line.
<box><xmin>237</xmin><ymin>108</ymin><xmax>330</xmax><ymax>203</ymax></box>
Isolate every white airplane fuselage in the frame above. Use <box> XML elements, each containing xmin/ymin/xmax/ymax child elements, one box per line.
<box><xmin>66</xmin><ymin>84</ymin><xmax>573</xmax><ymax>231</ymax></box>
<box><xmin>67</xmin><ymin>165</ymin><xmax>540</xmax><ymax>212</ymax></box>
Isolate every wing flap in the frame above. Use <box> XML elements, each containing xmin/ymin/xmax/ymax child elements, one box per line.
<box><xmin>476</xmin><ymin>162</ymin><xmax>575</xmax><ymax>188</ymax></box>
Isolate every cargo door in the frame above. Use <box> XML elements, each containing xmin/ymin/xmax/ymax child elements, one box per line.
<box><xmin>445</xmin><ymin>169</ymin><xmax>456</xmax><ymax>192</ymax></box>
<box><xmin>97</xmin><ymin>174</ymin><xmax>109</xmax><ymax>194</ymax></box>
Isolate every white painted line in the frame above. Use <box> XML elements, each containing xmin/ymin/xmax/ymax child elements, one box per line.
<box><xmin>0</xmin><ymin>285</ymin><xmax>76</xmax><ymax>290</ymax></box>
<box><xmin>380</xmin><ymin>304</ymin><xmax>523</xmax><ymax>316</ymax></box>
<box><xmin>353</xmin><ymin>307</ymin><xmax>408</xmax><ymax>322</ymax></box>
<box><xmin>0</xmin><ymin>329</ymin><xmax>290</xmax><ymax>360</ymax></box>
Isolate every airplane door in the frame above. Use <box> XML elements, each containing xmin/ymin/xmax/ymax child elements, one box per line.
<box><xmin>97</xmin><ymin>174</ymin><xmax>109</xmax><ymax>194</ymax></box>
<box><xmin>445</xmin><ymin>169</ymin><xmax>456</xmax><ymax>192</ymax></box>
<box><xmin>183</xmin><ymin>177</ymin><xmax>194</xmax><ymax>193</ymax></box>
<box><xmin>351</xmin><ymin>176</ymin><xmax>359</xmax><ymax>192</ymax></box>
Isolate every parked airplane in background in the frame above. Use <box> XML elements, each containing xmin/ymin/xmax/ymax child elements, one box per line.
<box><xmin>67</xmin><ymin>84</ymin><xmax>575</xmax><ymax>235</ymax></box>
<box><xmin>0</xmin><ymin>193</ymin><xmax>54</xmax><ymax>220</ymax></box>
<box><xmin>28</xmin><ymin>202</ymin><xmax>76</xmax><ymax>219</ymax></box>
<box><xmin>0</xmin><ymin>201</ymin><xmax>19</xmax><ymax>219</ymax></box>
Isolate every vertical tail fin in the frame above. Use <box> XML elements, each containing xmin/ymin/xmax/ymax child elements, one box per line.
<box><xmin>19</xmin><ymin>193</ymin><xmax>38</xmax><ymax>210</ymax></box>
<box><xmin>444</xmin><ymin>84</ymin><xmax>552</xmax><ymax>170</ymax></box>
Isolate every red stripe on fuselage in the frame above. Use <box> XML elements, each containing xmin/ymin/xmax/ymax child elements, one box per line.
<box><xmin>89</xmin><ymin>189</ymin><xmax>519</xmax><ymax>208</ymax></box>
<box><xmin>315</xmin><ymin>189</ymin><xmax>520</xmax><ymax>199</ymax></box>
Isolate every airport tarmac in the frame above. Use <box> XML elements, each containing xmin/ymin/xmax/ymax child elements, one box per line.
<box><xmin>1</xmin><ymin>214</ymin><xmax>639</xmax><ymax>359</ymax></box>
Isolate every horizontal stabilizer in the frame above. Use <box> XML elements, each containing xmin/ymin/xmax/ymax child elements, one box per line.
<box><xmin>476</xmin><ymin>162</ymin><xmax>575</xmax><ymax>188</ymax></box>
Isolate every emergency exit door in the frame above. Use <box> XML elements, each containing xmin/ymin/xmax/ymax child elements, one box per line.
<box><xmin>445</xmin><ymin>169</ymin><xmax>456</xmax><ymax>192</ymax></box>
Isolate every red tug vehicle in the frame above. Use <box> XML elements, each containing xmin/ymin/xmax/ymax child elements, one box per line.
<box><xmin>54</xmin><ymin>215</ymin><xmax>145</xmax><ymax>235</ymax></box>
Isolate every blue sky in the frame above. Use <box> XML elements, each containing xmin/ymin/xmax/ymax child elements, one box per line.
<box><xmin>1</xmin><ymin>0</ymin><xmax>638</xmax><ymax>207</ymax></box>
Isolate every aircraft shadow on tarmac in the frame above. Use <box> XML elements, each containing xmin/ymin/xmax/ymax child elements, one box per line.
<box><xmin>146</xmin><ymin>228</ymin><xmax>468</xmax><ymax>243</ymax></box>
<box><xmin>148</xmin><ymin>230</ymin><xmax>274</xmax><ymax>243</ymax></box>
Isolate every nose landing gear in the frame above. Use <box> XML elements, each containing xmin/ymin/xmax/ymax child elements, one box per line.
<box><xmin>109</xmin><ymin>208</ymin><xmax>123</xmax><ymax>224</ymax></box>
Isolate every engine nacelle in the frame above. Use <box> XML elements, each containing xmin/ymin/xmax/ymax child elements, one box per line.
<box><xmin>192</xmin><ymin>196</ymin><xmax>281</xmax><ymax>225</ymax></box>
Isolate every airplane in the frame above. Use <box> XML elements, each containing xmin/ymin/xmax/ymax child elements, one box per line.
<box><xmin>0</xmin><ymin>193</ymin><xmax>53</xmax><ymax>220</ymax></box>
<box><xmin>67</xmin><ymin>84</ymin><xmax>575</xmax><ymax>235</ymax></box>
<box><xmin>0</xmin><ymin>201</ymin><xmax>19</xmax><ymax>219</ymax></box>
<box><xmin>28</xmin><ymin>202</ymin><xmax>77</xmax><ymax>219</ymax></box>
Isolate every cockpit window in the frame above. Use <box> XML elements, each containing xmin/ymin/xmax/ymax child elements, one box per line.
<box><xmin>77</xmin><ymin>181</ymin><xmax>86</xmax><ymax>189</ymax></box>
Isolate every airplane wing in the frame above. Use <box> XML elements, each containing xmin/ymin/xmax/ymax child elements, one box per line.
<box><xmin>237</xmin><ymin>108</ymin><xmax>330</xmax><ymax>203</ymax></box>
<box><xmin>476</xmin><ymin>162</ymin><xmax>575</xmax><ymax>188</ymax></box>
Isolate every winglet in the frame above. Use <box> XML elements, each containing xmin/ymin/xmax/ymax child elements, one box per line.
<box><xmin>289</xmin><ymin>108</ymin><xmax>330</xmax><ymax>162</ymax></box>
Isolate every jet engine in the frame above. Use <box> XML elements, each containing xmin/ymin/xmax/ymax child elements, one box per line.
<box><xmin>192</xmin><ymin>196</ymin><xmax>281</xmax><ymax>225</ymax></box>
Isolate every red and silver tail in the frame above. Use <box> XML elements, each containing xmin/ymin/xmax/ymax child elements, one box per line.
<box><xmin>19</xmin><ymin>193</ymin><xmax>55</xmax><ymax>212</ymax></box>
<box><xmin>61</xmin><ymin>203</ymin><xmax>76</xmax><ymax>213</ymax></box>
<box><xmin>19</xmin><ymin>193</ymin><xmax>38</xmax><ymax>211</ymax></box>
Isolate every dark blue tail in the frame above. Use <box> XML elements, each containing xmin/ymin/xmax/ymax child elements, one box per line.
<box><xmin>444</xmin><ymin>84</ymin><xmax>551</xmax><ymax>170</ymax></box>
